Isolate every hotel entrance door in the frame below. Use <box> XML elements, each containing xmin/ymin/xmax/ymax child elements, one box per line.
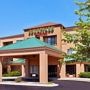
<box><xmin>48</xmin><ymin>65</ymin><xmax>57</xmax><ymax>77</ymax></box>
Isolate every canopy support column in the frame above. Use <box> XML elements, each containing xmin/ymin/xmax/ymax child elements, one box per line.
<box><xmin>22</xmin><ymin>64</ymin><xmax>25</xmax><ymax>77</ymax></box>
<box><xmin>60</xmin><ymin>62</ymin><xmax>66</xmax><ymax>78</ymax></box>
<box><xmin>39</xmin><ymin>52</ymin><xmax>48</xmax><ymax>83</ymax></box>
<box><xmin>25</xmin><ymin>59</ymin><xmax>30</xmax><ymax>77</ymax></box>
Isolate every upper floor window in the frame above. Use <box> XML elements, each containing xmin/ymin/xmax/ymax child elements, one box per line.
<box><xmin>35</xmin><ymin>35</ymin><xmax>40</xmax><ymax>39</ymax></box>
<box><xmin>67</xmin><ymin>49</ymin><xmax>73</xmax><ymax>55</ymax></box>
<box><xmin>67</xmin><ymin>48</ymin><xmax>76</xmax><ymax>55</ymax></box>
<box><xmin>43</xmin><ymin>35</ymin><xmax>57</xmax><ymax>45</ymax></box>
<box><xmin>3</xmin><ymin>41</ymin><xmax>13</xmax><ymax>46</ymax></box>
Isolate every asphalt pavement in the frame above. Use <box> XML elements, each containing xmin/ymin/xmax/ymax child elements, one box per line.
<box><xmin>0</xmin><ymin>80</ymin><xmax>90</xmax><ymax>90</ymax></box>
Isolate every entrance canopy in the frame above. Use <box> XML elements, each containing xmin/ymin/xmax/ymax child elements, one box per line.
<box><xmin>0</xmin><ymin>37</ymin><xmax>64</xmax><ymax>83</ymax></box>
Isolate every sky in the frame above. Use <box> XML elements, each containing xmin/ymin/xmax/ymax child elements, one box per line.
<box><xmin>0</xmin><ymin>0</ymin><xmax>84</xmax><ymax>37</ymax></box>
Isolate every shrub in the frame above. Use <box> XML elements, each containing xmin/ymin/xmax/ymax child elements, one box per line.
<box><xmin>79</xmin><ymin>72</ymin><xmax>90</xmax><ymax>78</ymax></box>
<box><xmin>3</xmin><ymin>74</ymin><xmax>10</xmax><ymax>77</ymax></box>
<box><xmin>3</xmin><ymin>71</ymin><xmax>21</xmax><ymax>77</ymax></box>
<box><xmin>9</xmin><ymin>71</ymin><xmax>21</xmax><ymax>76</ymax></box>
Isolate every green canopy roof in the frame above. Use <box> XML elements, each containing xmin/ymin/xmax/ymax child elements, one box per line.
<box><xmin>0</xmin><ymin>37</ymin><xmax>61</xmax><ymax>52</ymax></box>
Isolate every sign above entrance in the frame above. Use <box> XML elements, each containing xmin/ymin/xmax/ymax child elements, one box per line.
<box><xmin>29</xmin><ymin>27</ymin><xmax>54</xmax><ymax>36</ymax></box>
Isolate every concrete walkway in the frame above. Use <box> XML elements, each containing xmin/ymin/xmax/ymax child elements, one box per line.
<box><xmin>59</xmin><ymin>78</ymin><xmax>90</xmax><ymax>82</ymax></box>
<box><xmin>0</xmin><ymin>81</ymin><xmax>58</xmax><ymax>87</ymax></box>
<box><xmin>2</xmin><ymin>77</ymin><xmax>58</xmax><ymax>87</ymax></box>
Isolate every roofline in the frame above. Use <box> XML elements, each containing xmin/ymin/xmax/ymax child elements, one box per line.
<box><xmin>66</xmin><ymin>26</ymin><xmax>78</xmax><ymax>28</ymax></box>
<box><xmin>0</xmin><ymin>34</ymin><xmax>24</xmax><ymax>40</ymax></box>
<box><xmin>0</xmin><ymin>46</ymin><xmax>61</xmax><ymax>54</ymax></box>
<box><xmin>64</xmin><ymin>26</ymin><xmax>80</xmax><ymax>31</ymax></box>
<box><xmin>65</xmin><ymin>26</ymin><xmax>90</xmax><ymax>31</ymax></box>
<box><xmin>24</xmin><ymin>24</ymin><xmax>65</xmax><ymax>31</ymax></box>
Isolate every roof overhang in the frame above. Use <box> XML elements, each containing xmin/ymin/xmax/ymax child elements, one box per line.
<box><xmin>0</xmin><ymin>46</ymin><xmax>63</xmax><ymax>58</ymax></box>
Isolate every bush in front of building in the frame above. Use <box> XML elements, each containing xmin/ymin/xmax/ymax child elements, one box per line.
<box><xmin>3</xmin><ymin>74</ymin><xmax>10</xmax><ymax>77</ymax></box>
<box><xmin>79</xmin><ymin>72</ymin><xmax>90</xmax><ymax>78</ymax></box>
<box><xmin>3</xmin><ymin>71</ymin><xmax>21</xmax><ymax>77</ymax></box>
<box><xmin>9</xmin><ymin>71</ymin><xmax>21</xmax><ymax>76</ymax></box>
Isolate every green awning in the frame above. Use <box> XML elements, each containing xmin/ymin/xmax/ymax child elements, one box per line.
<box><xmin>64</xmin><ymin>57</ymin><xmax>75</xmax><ymax>62</ymax></box>
<box><xmin>0</xmin><ymin>37</ymin><xmax>61</xmax><ymax>52</ymax></box>
<box><xmin>11</xmin><ymin>58</ymin><xmax>25</xmax><ymax>64</ymax></box>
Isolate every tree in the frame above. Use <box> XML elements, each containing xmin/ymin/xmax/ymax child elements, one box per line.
<box><xmin>63</xmin><ymin>0</ymin><xmax>90</xmax><ymax>62</ymax></box>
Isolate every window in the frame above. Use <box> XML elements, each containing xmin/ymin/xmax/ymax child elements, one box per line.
<box><xmin>3</xmin><ymin>41</ymin><xmax>13</xmax><ymax>46</ymax></box>
<box><xmin>35</xmin><ymin>36</ymin><xmax>40</xmax><ymax>39</ymax></box>
<box><xmin>85</xmin><ymin>64</ymin><xmax>90</xmax><ymax>72</ymax></box>
<box><xmin>43</xmin><ymin>35</ymin><xmax>57</xmax><ymax>45</ymax></box>
<box><xmin>30</xmin><ymin>65</ymin><xmax>38</xmax><ymax>74</ymax></box>
<box><xmin>67</xmin><ymin>49</ymin><xmax>73</xmax><ymax>55</ymax></box>
<box><xmin>67</xmin><ymin>48</ymin><xmax>76</xmax><ymax>55</ymax></box>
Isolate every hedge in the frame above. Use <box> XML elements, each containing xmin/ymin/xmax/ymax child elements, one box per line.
<box><xmin>3</xmin><ymin>71</ymin><xmax>21</xmax><ymax>77</ymax></box>
<box><xmin>79</xmin><ymin>72</ymin><xmax>90</xmax><ymax>78</ymax></box>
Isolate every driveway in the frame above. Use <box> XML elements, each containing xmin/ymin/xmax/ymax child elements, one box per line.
<box><xmin>0</xmin><ymin>80</ymin><xmax>90</xmax><ymax>90</ymax></box>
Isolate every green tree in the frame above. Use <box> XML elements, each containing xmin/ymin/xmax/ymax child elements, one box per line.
<box><xmin>63</xmin><ymin>0</ymin><xmax>90</xmax><ymax>62</ymax></box>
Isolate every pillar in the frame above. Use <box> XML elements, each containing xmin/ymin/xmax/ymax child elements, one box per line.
<box><xmin>60</xmin><ymin>63</ymin><xmax>66</xmax><ymax>78</ymax></box>
<box><xmin>25</xmin><ymin>59</ymin><xmax>30</xmax><ymax>77</ymax></box>
<box><xmin>76</xmin><ymin>63</ymin><xmax>81</xmax><ymax>77</ymax></box>
<box><xmin>39</xmin><ymin>52</ymin><xmax>48</xmax><ymax>83</ymax></box>
<box><xmin>80</xmin><ymin>63</ymin><xmax>84</xmax><ymax>72</ymax></box>
<box><xmin>0</xmin><ymin>58</ymin><xmax>2</xmax><ymax>82</ymax></box>
<box><xmin>7</xmin><ymin>65</ymin><xmax>11</xmax><ymax>73</ymax></box>
<box><xmin>21</xmin><ymin>64</ymin><xmax>25</xmax><ymax>77</ymax></box>
<box><xmin>57</xmin><ymin>63</ymin><xmax>60</xmax><ymax>78</ymax></box>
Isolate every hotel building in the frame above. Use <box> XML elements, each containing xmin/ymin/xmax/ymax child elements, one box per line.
<box><xmin>0</xmin><ymin>22</ymin><xmax>89</xmax><ymax>83</ymax></box>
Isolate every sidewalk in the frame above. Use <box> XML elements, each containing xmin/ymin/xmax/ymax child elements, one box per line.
<box><xmin>58</xmin><ymin>78</ymin><xmax>90</xmax><ymax>82</ymax></box>
<box><xmin>1</xmin><ymin>77</ymin><xmax>58</xmax><ymax>87</ymax></box>
<box><xmin>0</xmin><ymin>81</ymin><xmax>58</xmax><ymax>87</ymax></box>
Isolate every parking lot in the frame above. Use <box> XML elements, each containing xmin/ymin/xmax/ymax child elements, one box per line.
<box><xmin>0</xmin><ymin>80</ymin><xmax>90</xmax><ymax>90</ymax></box>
